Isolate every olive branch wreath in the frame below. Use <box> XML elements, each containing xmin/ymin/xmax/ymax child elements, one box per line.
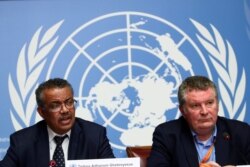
<box><xmin>191</xmin><ymin>19</ymin><xmax>246</xmax><ymax>120</ymax></box>
<box><xmin>8</xmin><ymin>20</ymin><xmax>63</xmax><ymax>130</ymax></box>
<box><xmin>8</xmin><ymin>18</ymin><xmax>247</xmax><ymax>131</ymax></box>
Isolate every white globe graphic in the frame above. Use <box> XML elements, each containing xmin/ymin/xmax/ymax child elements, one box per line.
<box><xmin>47</xmin><ymin>12</ymin><xmax>211</xmax><ymax>157</ymax></box>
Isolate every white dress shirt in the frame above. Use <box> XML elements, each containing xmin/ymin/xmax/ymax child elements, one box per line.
<box><xmin>47</xmin><ymin>126</ymin><xmax>71</xmax><ymax>161</ymax></box>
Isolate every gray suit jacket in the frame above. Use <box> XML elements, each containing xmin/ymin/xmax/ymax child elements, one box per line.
<box><xmin>0</xmin><ymin>118</ymin><xmax>114</xmax><ymax>167</ymax></box>
<box><xmin>147</xmin><ymin>116</ymin><xmax>250</xmax><ymax>167</ymax></box>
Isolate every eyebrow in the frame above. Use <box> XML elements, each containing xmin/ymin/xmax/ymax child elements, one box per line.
<box><xmin>49</xmin><ymin>97</ymin><xmax>73</xmax><ymax>103</ymax></box>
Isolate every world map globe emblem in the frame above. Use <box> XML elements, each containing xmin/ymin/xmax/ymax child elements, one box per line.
<box><xmin>47</xmin><ymin>12</ymin><xmax>211</xmax><ymax>156</ymax></box>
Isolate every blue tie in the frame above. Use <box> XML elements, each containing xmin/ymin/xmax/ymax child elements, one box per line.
<box><xmin>53</xmin><ymin>135</ymin><xmax>67</xmax><ymax>167</ymax></box>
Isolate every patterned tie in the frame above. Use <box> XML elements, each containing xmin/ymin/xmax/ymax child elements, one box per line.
<box><xmin>53</xmin><ymin>135</ymin><xmax>67</xmax><ymax>167</ymax></box>
<box><xmin>199</xmin><ymin>144</ymin><xmax>214</xmax><ymax>167</ymax></box>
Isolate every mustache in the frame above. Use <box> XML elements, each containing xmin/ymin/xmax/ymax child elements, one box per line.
<box><xmin>59</xmin><ymin>113</ymin><xmax>72</xmax><ymax>120</ymax></box>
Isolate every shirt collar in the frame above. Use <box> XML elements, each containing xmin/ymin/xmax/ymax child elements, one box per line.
<box><xmin>191</xmin><ymin>126</ymin><xmax>217</xmax><ymax>145</ymax></box>
<box><xmin>47</xmin><ymin>126</ymin><xmax>71</xmax><ymax>143</ymax></box>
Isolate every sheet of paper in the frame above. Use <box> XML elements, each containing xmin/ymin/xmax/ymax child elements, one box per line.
<box><xmin>66</xmin><ymin>157</ymin><xmax>140</xmax><ymax>167</ymax></box>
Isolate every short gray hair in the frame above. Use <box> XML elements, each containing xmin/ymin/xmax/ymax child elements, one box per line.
<box><xmin>178</xmin><ymin>76</ymin><xmax>218</xmax><ymax>107</ymax></box>
<box><xmin>35</xmin><ymin>78</ymin><xmax>74</xmax><ymax>107</ymax></box>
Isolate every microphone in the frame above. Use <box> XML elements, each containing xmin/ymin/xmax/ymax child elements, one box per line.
<box><xmin>222</xmin><ymin>132</ymin><xmax>230</xmax><ymax>141</ymax></box>
<box><xmin>49</xmin><ymin>160</ymin><xmax>56</xmax><ymax>167</ymax></box>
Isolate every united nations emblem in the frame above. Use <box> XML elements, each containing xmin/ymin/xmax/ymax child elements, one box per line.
<box><xmin>9</xmin><ymin>12</ymin><xmax>246</xmax><ymax>157</ymax></box>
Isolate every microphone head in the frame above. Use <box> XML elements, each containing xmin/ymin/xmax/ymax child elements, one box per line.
<box><xmin>223</xmin><ymin>132</ymin><xmax>230</xmax><ymax>141</ymax></box>
<box><xmin>49</xmin><ymin>160</ymin><xmax>56</xmax><ymax>167</ymax></box>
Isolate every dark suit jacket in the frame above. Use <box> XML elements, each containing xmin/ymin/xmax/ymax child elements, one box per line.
<box><xmin>147</xmin><ymin>116</ymin><xmax>250</xmax><ymax>167</ymax></box>
<box><xmin>0</xmin><ymin>118</ymin><xmax>114</xmax><ymax>167</ymax></box>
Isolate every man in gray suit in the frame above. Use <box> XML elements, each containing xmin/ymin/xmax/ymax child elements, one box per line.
<box><xmin>1</xmin><ymin>78</ymin><xmax>114</xmax><ymax>167</ymax></box>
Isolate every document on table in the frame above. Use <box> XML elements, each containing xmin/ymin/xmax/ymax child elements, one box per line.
<box><xmin>66</xmin><ymin>157</ymin><xmax>140</xmax><ymax>167</ymax></box>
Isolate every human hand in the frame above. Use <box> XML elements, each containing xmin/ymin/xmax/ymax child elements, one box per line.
<box><xmin>208</xmin><ymin>162</ymin><xmax>236</xmax><ymax>167</ymax></box>
<box><xmin>205</xmin><ymin>161</ymin><xmax>221</xmax><ymax>167</ymax></box>
<box><xmin>201</xmin><ymin>161</ymin><xmax>236</xmax><ymax>167</ymax></box>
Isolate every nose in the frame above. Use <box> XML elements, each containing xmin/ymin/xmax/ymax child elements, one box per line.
<box><xmin>200</xmin><ymin>104</ymin><xmax>208</xmax><ymax>115</ymax></box>
<box><xmin>60</xmin><ymin>103</ymin><xmax>69</xmax><ymax>113</ymax></box>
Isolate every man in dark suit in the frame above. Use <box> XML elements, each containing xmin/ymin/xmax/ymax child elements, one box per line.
<box><xmin>147</xmin><ymin>76</ymin><xmax>250</xmax><ymax>167</ymax></box>
<box><xmin>0</xmin><ymin>78</ymin><xmax>114</xmax><ymax>167</ymax></box>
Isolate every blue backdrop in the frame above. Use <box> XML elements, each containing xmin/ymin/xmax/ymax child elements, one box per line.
<box><xmin>0</xmin><ymin>0</ymin><xmax>249</xmax><ymax>158</ymax></box>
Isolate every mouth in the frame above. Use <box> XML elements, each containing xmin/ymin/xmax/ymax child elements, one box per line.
<box><xmin>59</xmin><ymin>115</ymin><xmax>72</xmax><ymax>125</ymax></box>
<box><xmin>200</xmin><ymin>119</ymin><xmax>209</xmax><ymax>123</ymax></box>
<box><xmin>199</xmin><ymin>117</ymin><xmax>211</xmax><ymax>122</ymax></box>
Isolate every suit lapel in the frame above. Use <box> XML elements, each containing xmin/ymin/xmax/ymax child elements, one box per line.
<box><xmin>68</xmin><ymin>119</ymin><xmax>83</xmax><ymax>160</ymax></box>
<box><xmin>215</xmin><ymin>119</ymin><xmax>231</xmax><ymax>165</ymax></box>
<box><xmin>180</xmin><ymin>118</ymin><xmax>199</xmax><ymax>167</ymax></box>
<box><xmin>35</xmin><ymin>121</ymin><xmax>50</xmax><ymax>167</ymax></box>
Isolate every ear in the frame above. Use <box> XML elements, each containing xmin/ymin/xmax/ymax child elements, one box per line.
<box><xmin>37</xmin><ymin>106</ymin><xmax>45</xmax><ymax>119</ymax></box>
<box><xmin>179</xmin><ymin>105</ymin><xmax>185</xmax><ymax>116</ymax></box>
<box><xmin>179</xmin><ymin>105</ymin><xmax>183</xmax><ymax>113</ymax></box>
